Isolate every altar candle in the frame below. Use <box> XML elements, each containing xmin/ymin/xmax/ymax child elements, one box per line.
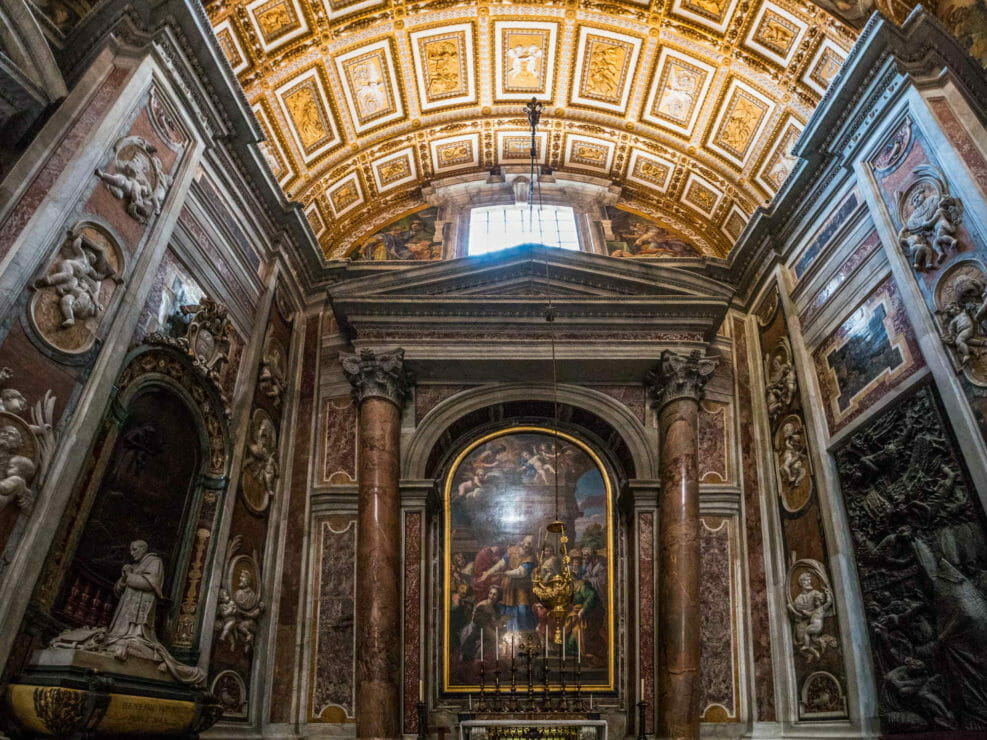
<box><xmin>480</xmin><ymin>632</ymin><xmax>484</xmax><ymax>662</ymax></box>
<box><xmin>544</xmin><ymin>628</ymin><xmax>548</xmax><ymax>657</ymax></box>
<box><xmin>511</xmin><ymin>631</ymin><xmax>515</xmax><ymax>659</ymax></box>
<box><xmin>469</xmin><ymin>694</ymin><xmax>473</xmax><ymax>711</ymax></box>
<box><xmin>419</xmin><ymin>680</ymin><xmax>424</xmax><ymax>702</ymax></box>
<box><xmin>561</xmin><ymin>625</ymin><xmax>566</xmax><ymax>660</ymax></box>
<box><xmin>640</xmin><ymin>678</ymin><xmax>645</xmax><ymax>698</ymax></box>
<box><xmin>495</xmin><ymin>626</ymin><xmax>499</xmax><ymax>663</ymax></box>
<box><xmin>577</xmin><ymin>632</ymin><xmax>581</xmax><ymax>664</ymax></box>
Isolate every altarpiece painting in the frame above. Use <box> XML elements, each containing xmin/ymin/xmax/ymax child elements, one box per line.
<box><xmin>443</xmin><ymin>428</ymin><xmax>615</xmax><ymax>692</ymax></box>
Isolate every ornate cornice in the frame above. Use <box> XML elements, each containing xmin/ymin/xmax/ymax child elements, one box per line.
<box><xmin>340</xmin><ymin>347</ymin><xmax>411</xmax><ymax>408</ymax></box>
<box><xmin>646</xmin><ymin>349</ymin><xmax>718</xmax><ymax>408</ymax></box>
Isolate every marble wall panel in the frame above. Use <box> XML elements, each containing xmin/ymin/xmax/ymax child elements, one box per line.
<box><xmin>700</xmin><ymin>516</ymin><xmax>739</xmax><ymax>722</ymax></box>
<box><xmin>270</xmin><ymin>312</ymin><xmax>320</xmax><ymax>722</ymax></box>
<box><xmin>833</xmin><ymin>383</ymin><xmax>987</xmax><ymax>733</ymax></box>
<box><xmin>414</xmin><ymin>384</ymin><xmax>474</xmax><ymax>425</ymax></box>
<box><xmin>320</xmin><ymin>395</ymin><xmax>356</xmax><ymax>484</ymax></box>
<box><xmin>799</xmin><ymin>229</ymin><xmax>881</xmax><ymax>329</ymax></box>
<box><xmin>793</xmin><ymin>191</ymin><xmax>860</xmax><ymax>278</ymax></box>
<box><xmin>756</xmin><ymin>286</ymin><xmax>849</xmax><ymax>721</ymax></box>
<box><xmin>732</xmin><ymin>316</ymin><xmax>776</xmax><ymax>721</ymax></box>
<box><xmin>309</xmin><ymin>517</ymin><xmax>356</xmax><ymax>722</ymax></box>
<box><xmin>402</xmin><ymin>510</ymin><xmax>422</xmax><ymax>733</ymax></box>
<box><xmin>596</xmin><ymin>384</ymin><xmax>647</xmax><ymax>424</ymax></box>
<box><xmin>699</xmin><ymin>400</ymin><xmax>730</xmax><ymax>484</ymax></box>
<box><xmin>0</xmin><ymin>66</ymin><xmax>130</xmax><ymax>264</ymax></box>
<box><xmin>927</xmin><ymin>97</ymin><xmax>987</xmax><ymax>198</ymax></box>
<box><xmin>869</xmin><ymin>114</ymin><xmax>987</xmax><ymax>455</ymax></box>
<box><xmin>638</xmin><ymin>510</ymin><xmax>656</xmax><ymax>734</ymax></box>
<box><xmin>812</xmin><ymin>276</ymin><xmax>924</xmax><ymax>435</ymax></box>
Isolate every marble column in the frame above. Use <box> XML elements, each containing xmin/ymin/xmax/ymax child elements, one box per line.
<box><xmin>341</xmin><ymin>347</ymin><xmax>410</xmax><ymax>740</ymax></box>
<box><xmin>647</xmin><ymin>349</ymin><xmax>717</xmax><ymax>740</ymax></box>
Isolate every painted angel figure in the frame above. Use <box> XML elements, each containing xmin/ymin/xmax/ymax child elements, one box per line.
<box><xmin>35</xmin><ymin>235</ymin><xmax>115</xmax><ymax>328</ymax></box>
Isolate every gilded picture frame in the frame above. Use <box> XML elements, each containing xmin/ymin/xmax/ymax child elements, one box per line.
<box><xmin>442</xmin><ymin>426</ymin><xmax>615</xmax><ymax>693</ymax></box>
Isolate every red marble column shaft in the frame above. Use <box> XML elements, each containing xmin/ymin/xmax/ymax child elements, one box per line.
<box><xmin>657</xmin><ymin>396</ymin><xmax>702</xmax><ymax>740</ymax></box>
<box><xmin>355</xmin><ymin>396</ymin><xmax>401</xmax><ymax>739</ymax></box>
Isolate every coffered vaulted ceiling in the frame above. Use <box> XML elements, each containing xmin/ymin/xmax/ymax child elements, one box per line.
<box><xmin>205</xmin><ymin>0</ymin><xmax>860</xmax><ymax>259</ymax></box>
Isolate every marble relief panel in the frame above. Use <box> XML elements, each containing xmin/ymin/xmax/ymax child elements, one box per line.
<box><xmin>563</xmin><ymin>134</ymin><xmax>614</xmax><ymax>174</ymax></box>
<box><xmin>721</xmin><ymin>205</ymin><xmax>749</xmax><ymax>245</ymax></box>
<box><xmin>681</xmin><ymin>172</ymin><xmax>723</xmax><ymax>219</ymax></box>
<box><xmin>669</xmin><ymin>0</ymin><xmax>740</xmax><ymax>33</ymax></box>
<box><xmin>793</xmin><ymin>190</ymin><xmax>860</xmax><ymax>278</ymax></box>
<box><xmin>430</xmin><ymin>133</ymin><xmax>480</xmax><ymax>174</ymax></box>
<box><xmin>870</xmin><ymin>114</ymin><xmax>987</xmax><ymax>454</ymax></box>
<box><xmin>834</xmin><ymin>384</ymin><xmax>987</xmax><ymax>733</ymax></box>
<box><xmin>309</xmin><ymin>517</ymin><xmax>356</xmax><ymax>722</ymax></box>
<box><xmin>756</xmin><ymin>287</ymin><xmax>849</xmax><ymax>721</ymax></box>
<box><xmin>371</xmin><ymin>147</ymin><xmax>418</xmax><ymax>193</ymax></box>
<box><xmin>246</xmin><ymin>0</ymin><xmax>308</xmax><ymax>50</ymax></box>
<box><xmin>320</xmin><ymin>395</ymin><xmax>356</xmax><ymax>484</ymax></box>
<box><xmin>812</xmin><ymin>277</ymin><xmax>924</xmax><ymax>434</ymax></box>
<box><xmin>700</xmin><ymin>516</ymin><xmax>739</xmax><ymax>722</ymax></box>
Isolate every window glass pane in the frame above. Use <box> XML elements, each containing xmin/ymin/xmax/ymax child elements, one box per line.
<box><xmin>467</xmin><ymin>205</ymin><xmax>580</xmax><ymax>255</ymax></box>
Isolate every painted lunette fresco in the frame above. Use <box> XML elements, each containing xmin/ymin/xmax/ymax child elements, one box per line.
<box><xmin>443</xmin><ymin>427</ymin><xmax>615</xmax><ymax>693</ymax></box>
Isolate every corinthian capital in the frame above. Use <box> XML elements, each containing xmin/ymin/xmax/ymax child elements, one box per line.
<box><xmin>646</xmin><ymin>349</ymin><xmax>718</xmax><ymax>408</ymax></box>
<box><xmin>340</xmin><ymin>347</ymin><xmax>411</xmax><ymax>407</ymax></box>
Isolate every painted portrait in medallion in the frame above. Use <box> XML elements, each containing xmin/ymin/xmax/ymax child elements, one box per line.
<box><xmin>444</xmin><ymin>428</ymin><xmax>615</xmax><ymax>692</ymax></box>
<box><xmin>605</xmin><ymin>207</ymin><xmax>700</xmax><ymax>259</ymax></box>
<box><xmin>353</xmin><ymin>207</ymin><xmax>442</xmax><ymax>261</ymax></box>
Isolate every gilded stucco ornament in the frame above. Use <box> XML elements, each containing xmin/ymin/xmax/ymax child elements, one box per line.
<box><xmin>646</xmin><ymin>349</ymin><xmax>718</xmax><ymax>408</ymax></box>
<box><xmin>95</xmin><ymin>136</ymin><xmax>171</xmax><ymax>224</ymax></box>
<box><xmin>340</xmin><ymin>347</ymin><xmax>410</xmax><ymax>406</ymax></box>
<box><xmin>0</xmin><ymin>368</ymin><xmax>56</xmax><ymax>515</ymax></box>
<box><xmin>895</xmin><ymin>165</ymin><xmax>963</xmax><ymax>272</ymax></box>
<box><xmin>215</xmin><ymin>535</ymin><xmax>265</xmax><ymax>654</ymax></box>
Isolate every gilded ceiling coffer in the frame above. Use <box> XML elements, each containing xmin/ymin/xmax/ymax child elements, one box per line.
<box><xmin>341</xmin><ymin>347</ymin><xmax>411</xmax><ymax>738</ymax></box>
<box><xmin>647</xmin><ymin>349</ymin><xmax>718</xmax><ymax>740</ymax></box>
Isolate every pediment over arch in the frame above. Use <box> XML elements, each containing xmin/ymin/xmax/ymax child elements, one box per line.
<box><xmin>327</xmin><ymin>245</ymin><xmax>733</xmax><ymax>382</ymax></box>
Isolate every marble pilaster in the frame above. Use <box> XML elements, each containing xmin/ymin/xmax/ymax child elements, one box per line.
<box><xmin>341</xmin><ymin>348</ymin><xmax>410</xmax><ymax>740</ymax></box>
<box><xmin>647</xmin><ymin>350</ymin><xmax>716</xmax><ymax>740</ymax></box>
